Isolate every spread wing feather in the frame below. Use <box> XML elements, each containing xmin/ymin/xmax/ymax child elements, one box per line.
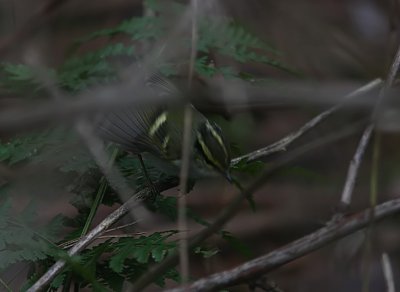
<box><xmin>95</xmin><ymin>73</ymin><xmax>179</xmax><ymax>155</ymax></box>
<box><xmin>96</xmin><ymin>107</ymin><xmax>159</xmax><ymax>154</ymax></box>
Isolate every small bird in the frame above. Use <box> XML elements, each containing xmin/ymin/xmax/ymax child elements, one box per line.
<box><xmin>96</xmin><ymin>73</ymin><xmax>232</xmax><ymax>182</ymax></box>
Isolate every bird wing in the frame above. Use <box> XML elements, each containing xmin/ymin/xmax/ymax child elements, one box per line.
<box><xmin>95</xmin><ymin>73</ymin><xmax>181</xmax><ymax>156</ymax></box>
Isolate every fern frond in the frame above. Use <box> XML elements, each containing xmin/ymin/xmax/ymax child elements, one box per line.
<box><xmin>73</xmin><ymin>17</ymin><xmax>162</xmax><ymax>50</ymax></box>
<box><xmin>0</xmin><ymin>130</ymin><xmax>55</xmax><ymax>165</ymax></box>
<box><xmin>59</xmin><ymin>43</ymin><xmax>135</xmax><ymax>91</ymax></box>
<box><xmin>0</xmin><ymin>198</ymin><xmax>63</xmax><ymax>271</ymax></box>
<box><xmin>109</xmin><ymin>231</ymin><xmax>177</xmax><ymax>273</ymax></box>
<box><xmin>0</xmin><ymin>63</ymin><xmax>55</xmax><ymax>93</ymax></box>
<box><xmin>196</xmin><ymin>19</ymin><xmax>294</xmax><ymax>73</ymax></box>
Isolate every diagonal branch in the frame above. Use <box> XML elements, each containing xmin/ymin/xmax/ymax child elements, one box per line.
<box><xmin>381</xmin><ymin>252</ymin><xmax>396</xmax><ymax>292</ymax></box>
<box><xmin>232</xmin><ymin>79</ymin><xmax>382</xmax><ymax>164</ymax></box>
<box><xmin>339</xmin><ymin>44</ymin><xmax>400</xmax><ymax>208</ymax></box>
<box><xmin>166</xmin><ymin>198</ymin><xmax>400</xmax><ymax>292</ymax></box>
<box><xmin>25</xmin><ymin>180</ymin><xmax>177</xmax><ymax>292</ymax></box>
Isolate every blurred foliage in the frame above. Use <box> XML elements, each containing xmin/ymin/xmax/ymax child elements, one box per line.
<box><xmin>0</xmin><ymin>0</ymin><xmax>288</xmax><ymax>290</ymax></box>
<box><xmin>0</xmin><ymin>199</ymin><xmax>63</xmax><ymax>271</ymax></box>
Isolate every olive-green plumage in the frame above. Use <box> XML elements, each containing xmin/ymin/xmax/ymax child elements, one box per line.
<box><xmin>96</xmin><ymin>73</ymin><xmax>231</xmax><ymax>180</ymax></box>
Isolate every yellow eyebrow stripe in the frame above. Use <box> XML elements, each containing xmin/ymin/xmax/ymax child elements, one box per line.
<box><xmin>205</xmin><ymin>121</ymin><xmax>228</xmax><ymax>157</ymax></box>
<box><xmin>149</xmin><ymin>111</ymin><xmax>167</xmax><ymax>137</ymax></box>
<box><xmin>197</xmin><ymin>132</ymin><xmax>224</xmax><ymax>170</ymax></box>
<box><xmin>162</xmin><ymin>134</ymin><xmax>170</xmax><ymax>151</ymax></box>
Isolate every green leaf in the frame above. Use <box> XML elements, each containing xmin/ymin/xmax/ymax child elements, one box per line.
<box><xmin>151</xmin><ymin>245</ymin><xmax>168</xmax><ymax>262</ymax></box>
<box><xmin>109</xmin><ymin>232</ymin><xmax>176</xmax><ymax>273</ymax></box>
<box><xmin>0</xmin><ymin>198</ymin><xmax>62</xmax><ymax>272</ymax></box>
<box><xmin>195</xmin><ymin>56</ymin><xmax>218</xmax><ymax>77</ymax></box>
<box><xmin>221</xmin><ymin>231</ymin><xmax>253</xmax><ymax>258</ymax></box>
<box><xmin>50</xmin><ymin>273</ymin><xmax>67</xmax><ymax>290</ymax></box>
<box><xmin>0</xmin><ymin>128</ymin><xmax>73</xmax><ymax>166</ymax></box>
<box><xmin>0</xmin><ymin>144</ymin><xmax>11</xmax><ymax>161</ymax></box>
<box><xmin>109</xmin><ymin>252</ymin><xmax>126</xmax><ymax>274</ymax></box>
<box><xmin>194</xmin><ymin>246</ymin><xmax>219</xmax><ymax>258</ymax></box>
<box><xmin>198</xmin><ymin>19</ymin><xmax>280</xmax><ymax>62</ymax></box>
<box><xmin>73</xmin><ymin>17</ymin><xmax>162</xmax><ymax>51</ymax></box>
<box><xmin>154</xmin><ymin>196</ymin><xmax>178</xmax><ymax>220</ymax></box>
<box><xmin>42</xmin><ymin>215</ymin><xmax>64</xmax><ymax>239</ymax></box>
<box><xmin>133</xmin><ymin>248</ymin><xmax>151</xmax><ymax>264</ymax></box>
<box><xmin>82</xmin><ymin>241</ymin><xmax>111</xmax><ymax>281</ymax></box>
<box><xmin>246</xmin><ymin>194</ymin><xmax>257</xmax><ymax>212</ymax></box>
<box><xmin>231</xmin><ymin>159</ymin><xmax>265</xmax><ymax>176</ymax></box>
<box><xmin>59</xmin><ymin>43</ymin><xmax>135</xmax><ymax>91</ymax></box>
<box><xmin>0</xmin><ymin>63</ymin><xmax>55</xmax><ymax>93</ymax></box>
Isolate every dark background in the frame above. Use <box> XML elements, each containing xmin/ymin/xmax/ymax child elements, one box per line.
<box><xmin>1</xmin><ymin>0</ymin><xmax>400</xmax><ymax>291</ymax></box>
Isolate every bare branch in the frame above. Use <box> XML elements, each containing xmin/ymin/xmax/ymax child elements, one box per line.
<box><xmin>381</xmin><ymin>252</ymin><xmax>396</xmax><ymax>292</ymax></box>
<box><xmin>232</xmin><ymin>79</ymin><xmax>382</xmax><ymax>164</ymax></box>
<box><xmin>340</xmin><ymin>124</ymin><xmax>374</xmax><ymax>206</ymax></box>
<box><xmin>176</xmin><ymin>0</ymin><xmax>199</xmax><ymax>283</ymax></box>
<box><xmin>26</xmin><ymin>178</ymin><xmax>177</xmax><ymax>292</ymax></box>
<box><xmin>339</xmin><ymin>44</ymin><xmax>400</xmax><ymax>208</ymax></box>
<box><xmin>167</xmin><ymin>198</ymin><xmax>400</xmax><ymax>292</ymax></box>
<box><xmin>26</xmin><ymin>191</ymin><xmax>142</xmax><ymax>292</ymax></box>
<box><xmin>0</xmin><ymin>276</ymin><xmax>12</xmax><ymax>292</ymax></box>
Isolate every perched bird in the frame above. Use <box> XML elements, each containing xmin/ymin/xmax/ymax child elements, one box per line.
<box><xmin>96</xmin><ymin>73</ymin><xmax>232</xmax><ymax>182</ymax></box>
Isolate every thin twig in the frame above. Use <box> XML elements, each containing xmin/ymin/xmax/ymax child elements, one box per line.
<box><xmin>340</xmin><ymin>124</ymin><xmax>374</xmax><ymax>207</ymax></box>
<box><xmin>339</xmin><ymin>44</ymin><xmax>400</xmax><ymax>209</ymax></box>
<box><xmin>177</xmin><ymin>105</ymin><xmax>193</xmax><ymax>284</ymax></box>
<box><xmin>58</xmin><ymin>221</ymin><xmax>141</xmax><ymax>249</ymax></box>
<box><xmin>60</xmin><ymin>234</ymin><xmax>145</xmax><ymax>249</ymax></box>
<box><xmin>381</xmin><ymin>252</ymin><xmax>396</xmax><ymax>292</ymax></box>
<box><xmin>26</xmin><ymin>179</ymin><xmax>177</xmax><ymax>292</ymax></box>
<box><xmin>232</xmin><ymin>79</ymin><xmax>382</xmax><ymax>164</ymax></box>
<box><xmin>166</xmin><ymin>198</ymin><xmax>400</xmax><ymax>292</ymax></box>
<box><xmin>177</xmin><ymin>0</ymin><xmax>199</xmax><ymax>284</ymax></box>
<box><xmin>26</xmin><ymin>191</ymin><xmax>142</xmax><ymax>292</ymax></box>
<box><xmin>0</xmin><ymin>276</ymin><xmax>12</xmax><ymax>292</ymax></box>
<box><xmin>103</xmin><ymin>220</ymin><xmax>142</xmax><ymax>234</ymax></box>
